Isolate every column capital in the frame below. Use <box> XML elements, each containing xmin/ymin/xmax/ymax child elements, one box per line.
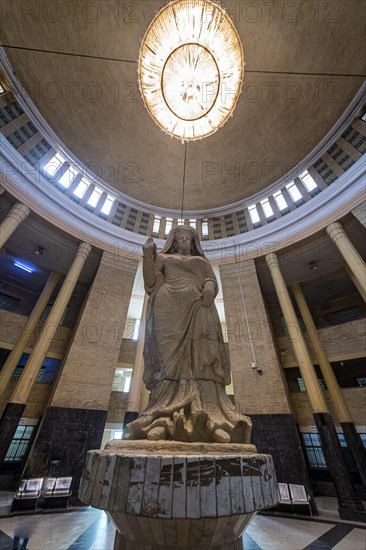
<box><xmin>326</xmin><ymin>220</ymin><xmax>344</xmax><ymax>239</ymax></box>
<box><xmin>8</xmin><ymin>202</ymin><xmax>30</xmax><ymax>222</ymax></box>
<box><xmin>265</xmin><ymin>251</ymin><xmax>279</xmax><ymax>269</ymax></box>
<box><xmin>76</xmin><ymin>242</ymin><xmax>93</xmax><ymax>259</ymax></box>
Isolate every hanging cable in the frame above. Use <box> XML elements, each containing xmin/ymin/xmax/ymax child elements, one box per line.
<box><xmin>235</xmin><ymin>262</ymin><xmax>258</xmax><ymax>369</ymax></box>
<box><xmin>180</xmin><ymin>141</ymin><xmax>187</xmax><ymax>220</ymax></box>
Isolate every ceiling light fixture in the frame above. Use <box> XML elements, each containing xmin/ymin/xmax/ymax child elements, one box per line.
<box><xmin>14</xmin><ymin>261</ymin><xmax>33</xmax><ymax>273</ymax></box>
<box><xmin>138</xmin><ymin>0</ymin><xmax>244</xmax><ymax>141</ymax></box>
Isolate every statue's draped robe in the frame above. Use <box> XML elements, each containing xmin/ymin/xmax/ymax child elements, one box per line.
<box><xmin>126</xmin><ymin>254</ymin><xmax>252</xmax><ymax>443</ymax></box>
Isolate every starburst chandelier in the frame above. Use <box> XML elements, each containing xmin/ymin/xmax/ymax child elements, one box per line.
<box><xmin>138</xmin><ymin>0</ymin><xmax>244</xmax><ymax>141</ymax></box>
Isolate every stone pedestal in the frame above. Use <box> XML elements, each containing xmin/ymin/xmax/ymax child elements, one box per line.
<box><xmin>79</xmin><ymin>441</ymin><xmax>279</xmax><ymax>549</ymax></box>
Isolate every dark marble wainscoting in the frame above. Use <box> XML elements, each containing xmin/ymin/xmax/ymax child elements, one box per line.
<box><xmin>250</xmin><ymin>413</ymin><xmax>316</xmax><ymax>512</ymax></box>
<box><xmin>23</xmin><ymin>406</ymin><xmax>107</xmax><ymax>502</ymax></box>
<box><xmin>0</xmin><ymin>402</ymin><xmax>26</xmax><ymax>466</ymax></box>
<box><xmin>314</xmin><ymin>412</ymin><xmax>366</xmax><ymax>522</ymax></box>
<box><xmin>341</xmin><ymin>421</ymin><xmax>366</xmax><ymax>493</ymax></box>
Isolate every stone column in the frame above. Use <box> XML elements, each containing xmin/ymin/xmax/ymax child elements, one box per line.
<box><xmin>326</xmin><ymin>222</ymin><xmax>366</xmax><ymax>301</ymax></box>
<box><xmin>266</xmin><ymin>253</ymin><xmax>364</xmax><ymax>521</ymax></box>
<box><xmin>0</xmin><ymin>203</ymin><xmax>30</xmax><ymax>248</ymax></box>
<box><xmin>124</xmin><ymin>295</ymin><xmax>148</xmax><ymax>427</ymax></box>
<box><xmin>291</xmin><ymin>282</ymin><xmax>366</xmax><ymax>492</ymax></box>
<box><xmin>0</xmin><ymin>271</ymin><xmax>61</xmax><ymax>399</ymax></box>
<box><xmin>22</xmin><ymin>248</ymin><xmax>139</xmax><ymax>498</ymax></box>
<box><xmin>220</xmin><ymin>259</ymin><xmax>315</xmax><ymax>510</ymax></box>
<box><xmin>0</xmin><ymin>242</ymin><xmax>92</xmax><ymax>466</ymax></box>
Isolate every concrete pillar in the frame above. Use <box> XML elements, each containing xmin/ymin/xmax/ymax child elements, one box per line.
<box><xmin>265</xmin><ymin>254</ymin><xmax>327</xmax><ymax>413</ymax></box>
<box><xmin>219</xmin><ymin>259</ymin><xmax>315</xmax><ymax>511</ymax></box>
<box><xmin>0</xmin><ymin>203</ymin><xmax>30</xmax><ymax>248</ymax></box>
<box><xmin>266</xmin><ymin>253</ymin><xmax>365</xmax><ymax>521</ymax></box>
<box><xmin>0</xmin><ymin>242</ymin><xmax>92</xmax><ymax>466</ymax></box>
<box><xmin>326</xmin><ymin>222</ymin><xmax>366</xmax><ymax>301</ymax></box>
<box><xmin>0</xmin><ymin>271</ymin><xmax>61</xmax><ymax>400</ymax></box>
<box><xmin>22</xmin><ymin>248</ymin><xmax>139</xmax><ymax>498</ymax></box>
<box><xmin>292</xmin><ymin>282</ymin><xmax>366</xmax><ymax>490</ymax></box>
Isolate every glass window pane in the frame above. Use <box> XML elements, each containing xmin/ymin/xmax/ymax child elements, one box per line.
<box><xmin>73</xmin><ymin>179</ymin><xmax>89</xmax><ymax>198</ymax></box>
<box><xmin>286</xmin><ymin>182</ymin><xmax>302</xmax><ymax>202</ymax></box>
<box><xmin>165</xmin><ymin>218</ymin><xmax>173</xmax><ymax>234</ymax></box>
<box><xmin>44</xmin><ymin>153</ymin><xmax>64</xmax><ymax>177</ymax></box>
<box><xmin>300</xmin><ymin>170</ymin><xmax>317</xmax><ymax>191</ymax></box>
<box><xmin>201</xmin><ymin>221</ymin><xmax>208</xmax><ymax>236</ymax></box>
<box><xmin>101</xmin><ymin>196</ymin><xmax>114</xmax><ymax>215</ymax></box>
<box><xmin>260</xmin><ymin>199</ymin><xmax>274</xmax><ymax>218</ymax></box>
<box><xmin>58</xmin><ymin>165</ymin><xmax>77</xmax><ymax>188</ymax></box>
<box><xmin>273</xmin><ymin>190</ymin><xmax>288</xmax><ymax>211</ymax></box>
<box><xmin>248</xmin><ymin>205</ymin><xmax>260</xmax><ymax>224</ymax></box>
<box><xmin>87</xmin><ymin>187</ymin><xmax>102</xmax><ymax>207</ymax></box>
<box><xmin>153</xmin><ymin>216</ymin><xmax>161</xmax><ymax>233</ymax></box>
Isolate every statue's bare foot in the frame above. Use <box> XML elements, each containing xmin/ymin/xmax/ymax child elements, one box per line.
<box><xmin>147</xmin><ymin>427</ymin><xmax>166</xmax><ymax>441</ymax></box>
<box><xmin>214</xmin><ymin>429</ymin><xmax>231</xmax><ymax>443</ymax></box>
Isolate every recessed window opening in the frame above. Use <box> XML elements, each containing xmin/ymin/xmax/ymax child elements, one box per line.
<box><xmin>248</xmin><ymin>205</ymin><xmax>260</xmax><ymax>224</ymax></box>
<box><xmin>165</xmin><ymin>218</ymin><xmax>173</xmax><ymax>234</ymax></box>
<box><xmin>58</xmin><ymin>165</ymin><xmax>78</xmax><ymax>188</ymax></box>
<box><xmin>43</xmin><ymin>153</ymin><xmax>64</xmax><ymax>177</ymax></box>
<box><xmin>189</xmin><ymin>219</ymin><xmax>196</xmax><ymax>228</ymax></box>
<box><xmin>87</xmin><ymin>187</ymin><xmax>103</xmax><ymax>208</ymax></box>
<box><xmin>260</xmin><ymin>199</ymin><xmax>274</xmax><ymax>218</ymax></box>
<box><xmin>361</xmin><ymin>112</ymin><xmax>366</xmax><ymax>122</ymax></box>
<box><xmin>153</xmin><ymin>216</ymin><xmax>161</xmax><ymax>233</ymax></box>
<box><xmin>286</xmin><ymin>182</ymin><xmax>302</xmax><ymax>202</ymax></box>
<box><xmin>273</xmin><ymin>190</ymin><xmax>288</xmax><ymax>211</ymax></box>
<box><xmin>113</xmin><ymin>368</ymin><xmax>133</xmax><ymax>392</ymax></box>
<box><xmin>201</xmin><ymin>220</ymin><xmax>209</xmax><ymax>236</ymax></box>
<box><xmin>101</xmin><ymin>195</ymin><xmax>115</xmax><ymax>215</ymax></box>
<box><xmin>73</xmin><ymin>179</ymin><xmax>89</xmax><ymax>199</ymax></box>
<box><xmin>356</xmin><ymin>377</ymin><xmax>366</xmax><ymax>387</ymax></box>
<box><xmin>0</xmin><ymin>83</ymin><xmax>6</xmax><ymax>94</ymax></box>
<box><xmin>300</xmin><ymin>170</ymin><xmax>318</xmax><ymax>192</ymax></box>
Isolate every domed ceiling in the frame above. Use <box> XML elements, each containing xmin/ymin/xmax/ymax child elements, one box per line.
<box><xmin>1</xmin><ymin>0</ymin><xmax>365</xmax><ymax>210</ymax></box>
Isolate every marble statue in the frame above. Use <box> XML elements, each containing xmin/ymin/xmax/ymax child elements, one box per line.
<box><xmin>125</xmin><ymin>225</ymin><xmax>252</xmax><ymax>444</ymax></box>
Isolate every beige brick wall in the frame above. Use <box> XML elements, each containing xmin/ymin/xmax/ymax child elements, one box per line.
<box><xmin>277</xmin><ymin>318</ymin><xmax>366</xmax><ymax>367</ymax></box>
<box><xmin>50</xmin><ymin>250</ymin><xmax>139</xmax><ymax>410</ymax></box>
<box><xmin>220</xmin><ymin>259</ymin><xmax>290</xmax><ymax>415</ymax></box>
<box><xmin>290</xmin><ymin>388</ymin><xmax>366</xmax><ymax>427</ymax></box>
<box><xmin>0</xmin><ymin>309</ymin><xmax>71</xmax><ymax>356</ymax></box>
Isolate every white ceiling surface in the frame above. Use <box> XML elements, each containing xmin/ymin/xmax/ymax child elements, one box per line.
<box><xmin>1</xmin><ymin>0</ymin><xmax>365</xmax><ymax>210</ymax></box>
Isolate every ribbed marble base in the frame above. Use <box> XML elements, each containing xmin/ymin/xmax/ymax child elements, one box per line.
<box><xmin>79</xmin><ymin>441</ymin><xmax>279</xmax><ymax>549</ymax></box>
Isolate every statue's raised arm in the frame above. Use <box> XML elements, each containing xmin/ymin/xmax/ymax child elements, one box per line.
<box><xmin>126</xmin><ymin>225</ymin><xmax>252</xmax><ymax>444</ymax></box>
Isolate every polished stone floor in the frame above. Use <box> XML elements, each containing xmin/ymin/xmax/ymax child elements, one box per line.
<box><xmin>0</xmin><ymin>498</ymin><xmax>365</xmax><ymax>549</ymax></box>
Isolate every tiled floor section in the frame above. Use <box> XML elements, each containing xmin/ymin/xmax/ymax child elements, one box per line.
<box><xmin>0</xmin><ymin>507</ymin><xmax>365</xmax><ymax>550</ymax></box>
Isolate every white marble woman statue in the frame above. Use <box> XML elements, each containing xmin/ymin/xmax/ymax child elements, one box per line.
<box><xmin>125</xmin><ymin>225</ymin><xmax>252</xmax><ymax>444</ymax></box>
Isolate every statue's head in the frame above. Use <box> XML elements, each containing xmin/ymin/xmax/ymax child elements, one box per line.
<box><xmin>160</xmin><ymin>225</ymin><xmax>206</xmax><ymax>258</ymax></box>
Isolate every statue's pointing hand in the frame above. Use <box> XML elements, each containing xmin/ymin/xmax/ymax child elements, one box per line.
<box><xmin>143</xmin><ymin>237</ymin><xmax>157</xmax><ymax>260</ymax></box>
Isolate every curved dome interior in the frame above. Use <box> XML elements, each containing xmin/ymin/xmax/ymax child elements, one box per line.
<box><xmin>1</xmin><ymin>0</ymin><xmax>365</xmax><ymax>210</ymax></box>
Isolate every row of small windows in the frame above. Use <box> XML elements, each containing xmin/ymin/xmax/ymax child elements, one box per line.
<box><xmin>43</xmin><ymin>153</ymin><xmax>115</xmax><ymax>216</ymax></box>
<box><xmin>248</xmin><ymin>170</ymin><xmax>318</xmax><ymax>225</ymax></box>
<box><xmin>301</xmin><ymin>432</ymin><xmax>366</xmax><ymax>471</ymax></box>
<box><xmin>2</xmin><ymin>85</ymin><xmax>365</xmax><ymax>240</ymax></box>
